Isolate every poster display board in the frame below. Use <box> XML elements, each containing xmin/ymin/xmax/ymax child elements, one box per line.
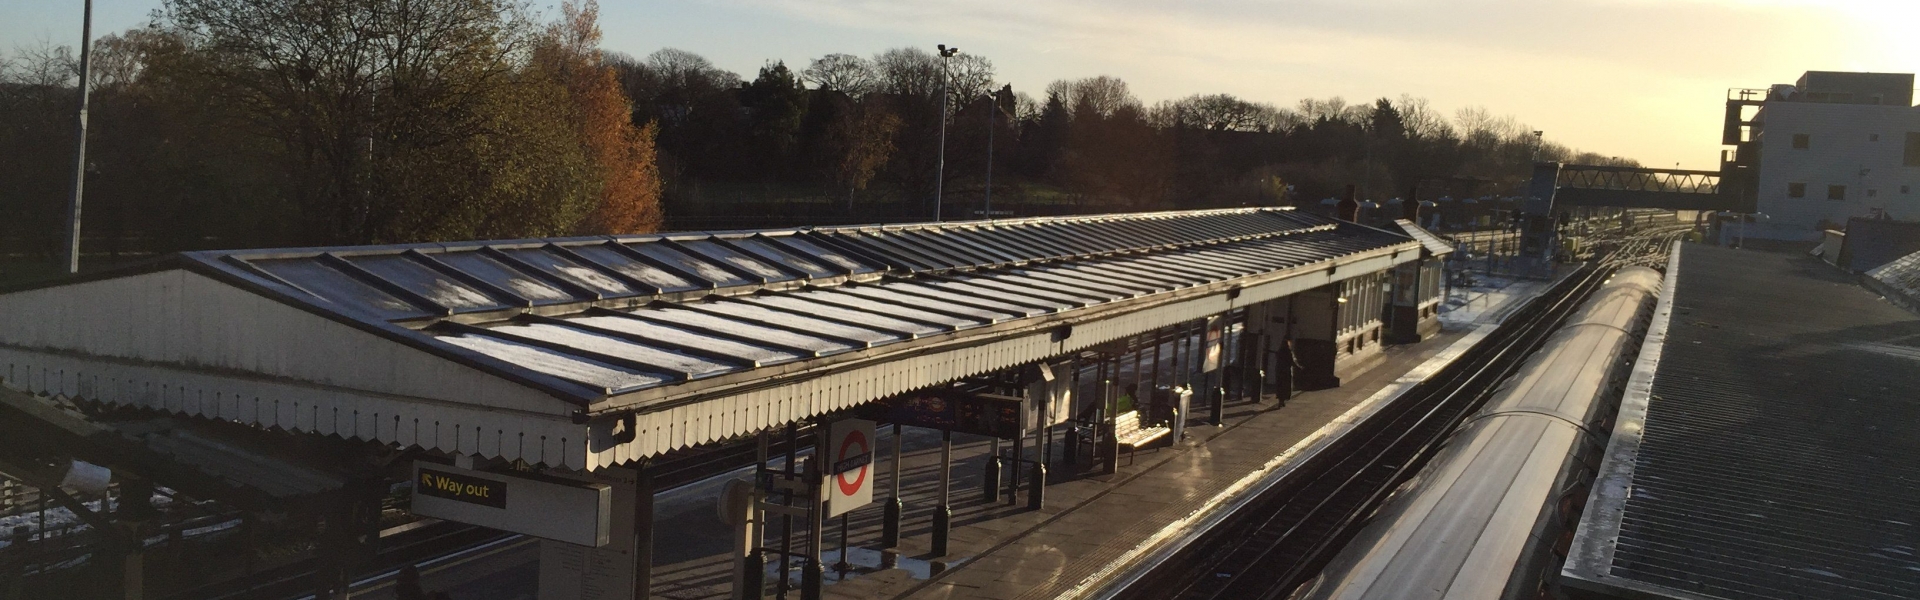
<box><xmin>1203</xmin><ymin>315</ymin><xmax>1225</xmax><ymax>373</ymax></box>
<box><xmin>859</xmin><ymin>390</ymin><xmax>1028</xmax><ymax>439</ymax></box>
<box><xmin>538</xmin><ymin>466</ymin><xmax>638</xmax><ymax>600</ymax></box>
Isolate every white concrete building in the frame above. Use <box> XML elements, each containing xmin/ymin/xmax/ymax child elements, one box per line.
<box><xmin>1735</xmin><ymin>72</ymin><xmax>1920</xmax><ymax>240</ymax></box>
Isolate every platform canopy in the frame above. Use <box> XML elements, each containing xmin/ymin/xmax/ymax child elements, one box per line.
<box><xmin>0</xmin><ymin>208</ymin><xmax>1418</xmax><ymax>469</ymax></box>
<box><xmin>1390</xmin><ymin>219</ymin><xmax>1455</xmax><ymax>257</ymax></box>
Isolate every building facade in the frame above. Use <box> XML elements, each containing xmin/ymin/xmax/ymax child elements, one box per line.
<box><xmin>1735</xmin><ymin>71</ymin><xmax>1920</xmax><ymax>240</ymax></box>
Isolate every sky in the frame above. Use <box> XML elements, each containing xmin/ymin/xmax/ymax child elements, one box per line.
<box><xmin>4</xmin><ymin>0</ymin><xmax>1916</xmax><ymax>169</ymax></box>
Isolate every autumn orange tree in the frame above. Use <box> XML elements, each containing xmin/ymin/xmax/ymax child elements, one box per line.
<box><xmin>534</xmin><ymin>1</ymin><xmax>664</xmax><ymax>235</ymax></box>
<box><xmin>137</xmin><ymin>0</ymin><xmax>663</xmax><ymax>245</ymax></box>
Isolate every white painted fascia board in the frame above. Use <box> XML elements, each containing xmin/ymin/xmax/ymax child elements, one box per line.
<box><xmin>0</xmin><ymin>268</ymin><xmax>578</xmax><ymax>416</ymax></box>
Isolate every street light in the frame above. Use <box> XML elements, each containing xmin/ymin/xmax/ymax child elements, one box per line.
<box><xmin>64</xmin><ymin>0</ymin><xmax>95</xmax><ymax>274</ymax></box>
<box><xmin>933</xmin><ymin>44</ymin><xmax>959</xmax><ymax>222</ymax></box>
<box><xmin>976</xmin><ymin>90</ymin><xmax>1015</xmax><ymax>219</ymax></box>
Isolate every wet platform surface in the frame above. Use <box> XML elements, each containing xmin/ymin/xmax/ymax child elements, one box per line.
<box><xmin>356</xmin><ymin>333</ymin><xmax>1476</xmax><ymax>600</ymax></box>
<box><xmin>882</xmin><ymin>334</ymin><xmax>1466</xmax><ymax>600</ymax></box>
<box><xmin>364</xmin><ymin>292</ymin><xmax>1552</xmax><ymax>600</ymax></box>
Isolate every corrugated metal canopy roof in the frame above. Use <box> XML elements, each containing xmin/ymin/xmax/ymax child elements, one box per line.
<box><xmin>0</xmin><ymin>208</ymin><xmax>1419</xmax><ymax>468</ymax></box>
<box><xmin>203</xmin><ymin>208</ymin><xmax>1336</xmax><ymax>322</ymax></box>
<box><xmin>171</xmin><ymin>209</ymin><xmax>1387</xmax><ymax>404</ymax></box>
<box><xmin>1565</xmin><ymin>244</ymin><xmax>1920</xmax><ymax>600</ymax></box>
<box><xmin>1390</xmin><ymin>219</ymin><xmax>1454</xmax><ymax>257</ymax></box>
<box><xmin>1865</xmin><ymin>248</ymin><xmax>1920</xmax><ymax>303</ymax></box>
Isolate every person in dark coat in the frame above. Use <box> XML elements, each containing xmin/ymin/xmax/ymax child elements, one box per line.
<box><xmin>396</xmin><ymin>565</ymin><xmax>427</xmax><ymax>600</ymax></box>
<box><xmin>1275</xmin><ymin>338</ymin><xmax>1302</xmax><ymax>404</ymax></box>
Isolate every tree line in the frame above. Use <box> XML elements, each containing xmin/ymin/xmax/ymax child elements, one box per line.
<box><xmin>1</xmin><ymin>0</ymin><xmax>660</xmax><ymax>260</ymax></box>
<box><xmin>0</xmin><ymin>0</ymin><xmax>1637</xmax><ymax>263</ymax></box>
<box><xmin>623</xmin><ymin>48</ymin><xmax>1639</xmax><ymax>228</ymax></box>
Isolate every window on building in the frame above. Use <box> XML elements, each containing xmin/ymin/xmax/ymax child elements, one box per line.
<box><xmin>1789</xmin><ymin>183</ymin><xmax>1806</xmax><ymax>198</ymax></box>
<box><xmin>1829</xmin><ymin>185</ymin><xmax>1847</xmax><ymax>201</ymax></box>
<box><xmin>1906</xmin><ymin>132</ymin><xmax>1920</xmax><ymax>166</ymax></box>
<box><xmin>1793</xmin><ymin>134</ymin><xmax>1810</xmax><ymax>149</ymax></box>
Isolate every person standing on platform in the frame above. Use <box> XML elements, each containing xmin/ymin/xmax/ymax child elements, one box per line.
<box><xmin>1276</xmin><ymin>338</ymin><xmax>1302</xmax><ymax>404</ymax></box>
<box><xmin>395</xmin><ymin>565</ymin><xmax>426</xmax><ymax>600</ymax></box>
<box><xmin>1116</xmin><ymin>384</ymin><xmax>1138</xmax><ymax>415</ymax></box>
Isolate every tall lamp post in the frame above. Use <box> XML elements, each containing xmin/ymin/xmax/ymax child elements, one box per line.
<box><xmin>933</xmin><ymin>44</ymin><xmax>958</xmax><ymax>222</ymax></box>
<box><xmin>65</xmin><ymin>0</ymin><xmax>95</xmax><ymax>274</ymax></box>
<box><xmin>978</xmin><ymin>90</ymin><xmax>1014</xmax><ymax>219</ymax></box>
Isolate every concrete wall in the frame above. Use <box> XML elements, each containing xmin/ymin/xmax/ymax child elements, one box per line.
<box><xmin>1751</xmin><ymin>102</ymin><xmax>1920</xmax><ymax>239</ymax></box>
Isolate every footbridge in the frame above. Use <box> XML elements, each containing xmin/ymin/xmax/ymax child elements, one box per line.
<box><xmin>1529</xmin><ymin>163</ymin><xmax>1756</xmax><ymax>213</ymax></box>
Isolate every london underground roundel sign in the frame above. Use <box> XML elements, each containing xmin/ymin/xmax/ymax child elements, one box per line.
<box><xmin>826</xmin><ymin>419</ymin><xmax>876</xmax><ymax>517</ymax></box>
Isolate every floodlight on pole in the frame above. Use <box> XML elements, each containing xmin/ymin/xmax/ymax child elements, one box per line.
<box><xmin>933</xmin><ymin>44</ymin><xmax>958</xmax><ymax>222</ymax></box>
<box><xmin>64</xmin><ymin>0</ymin><xmax>94</xmax><ymax>275</ymax></box>
<box><xmin>977</xmin><ymin>90</ymin><xmax>1014</xmax><ymax>219</ymax></box>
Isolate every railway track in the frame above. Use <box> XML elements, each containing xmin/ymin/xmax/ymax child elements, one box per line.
<box><xmin>1112</xmin><ymin>230</ymin><xmax>1685</xmax><ymax>600</ymax></box>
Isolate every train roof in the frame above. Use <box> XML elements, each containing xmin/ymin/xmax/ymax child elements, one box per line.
<box><xmin>1297</xmin><ymin>267</ymin><xmax>1661</xmax><ymax>600</ymax></box>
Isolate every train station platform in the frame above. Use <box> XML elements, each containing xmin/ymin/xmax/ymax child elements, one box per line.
<box><xmin>1563</xmin><ymin>243</ymin><xmax>1920</xmax><ymax>600</ymax></box>
<box><xmin>370</xmin><ymin>326</ymin><xmax>1495</xmax><ymax>600</ymax></box>
<box><xmin>880</xmin><ymin>334</ymin><xmax>1474</xmax><ymax>600</ymax></box>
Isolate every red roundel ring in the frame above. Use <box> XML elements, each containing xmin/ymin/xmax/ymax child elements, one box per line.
<box><xmin>836</xmin><ymin>430</ymin><xmax>870</xmax><ymax>496</ymax></box>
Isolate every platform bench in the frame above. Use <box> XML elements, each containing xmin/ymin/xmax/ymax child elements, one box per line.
<box><xmin>1113</xmin><ymin>410</ymin><xmax>1171</xmax><ymax>465</ymax></box>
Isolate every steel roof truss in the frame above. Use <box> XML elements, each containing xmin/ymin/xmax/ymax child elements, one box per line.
<box><xmin>434</xmin><ymin>321</ymin><xmax>691</xmax><ymax>382</ymax></box>
<box><xmin>318</xmin><ymin>252</ymin><xmax>455</xmax><ymax>316</ymax></box>
<box><xmin>544</xmin><ymin>243</ymin><xmax>666</xmax><ymax>296</ymax></box>
<box><xmin>584</xmin><ymin>307</ymin><xmax>823</xmax><ymax>358</ymax></box>
<box><xmin>482</xmin><ymin>247</ymin><xmax>605</xmax><ymax>301</ymax></box>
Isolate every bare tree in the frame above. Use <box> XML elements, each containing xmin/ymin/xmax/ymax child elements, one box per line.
<box><xmin>1013</xmin><ymin>91</ymin><xmax>1040</xmax><ymax>122</ymax></box>
<box><xmin>802</xmin><ymin>53</ymin><xmax>875</xmax><ymax>95</ymax></box>
<box><xmin>872</xmin><ymin>47</ymin><xmax>938</xmax><ymax>97</ymax></box>
<box><xmin>1298</xmin><ymin>97</ymin><xmax>1359</xmax><ymax>123</ymax></box>
<box><xmin>1454</xmin><ymin>106</ymin><xmax>1522</xmax><ymax>148</ymax></box>
<box><xmin>1269</xmin><ymin>107</ymin><xmax>1307</xmax><ymax>132</ymax></box>
<box><xmin>647</xmin><ymin>47</ymin><xmax>740</xmax><ymax>92</ymax></box>
<box><xmin>1047</xmin><ymin>75</ymin><xmax>1140</xmax><ymax>120</ymax></box>
<box><xmin>944</xmin><ymin>53</ymin><xmax>995</xmax><ymax>108</ymax></box>
<box><xmin>1395</xmin><ymin>94</ymin><xmax>1453</xmax><ymax>140</ymax></box>
<box><xmin>7</xmin><ymin>42</ymin><xmax>76</xmax><ymax>88</ymax></box>
<box><xmin>1164</xmin><ymin>93</ymin><xmax>1281</xmax><ymax>132</ymax></box>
